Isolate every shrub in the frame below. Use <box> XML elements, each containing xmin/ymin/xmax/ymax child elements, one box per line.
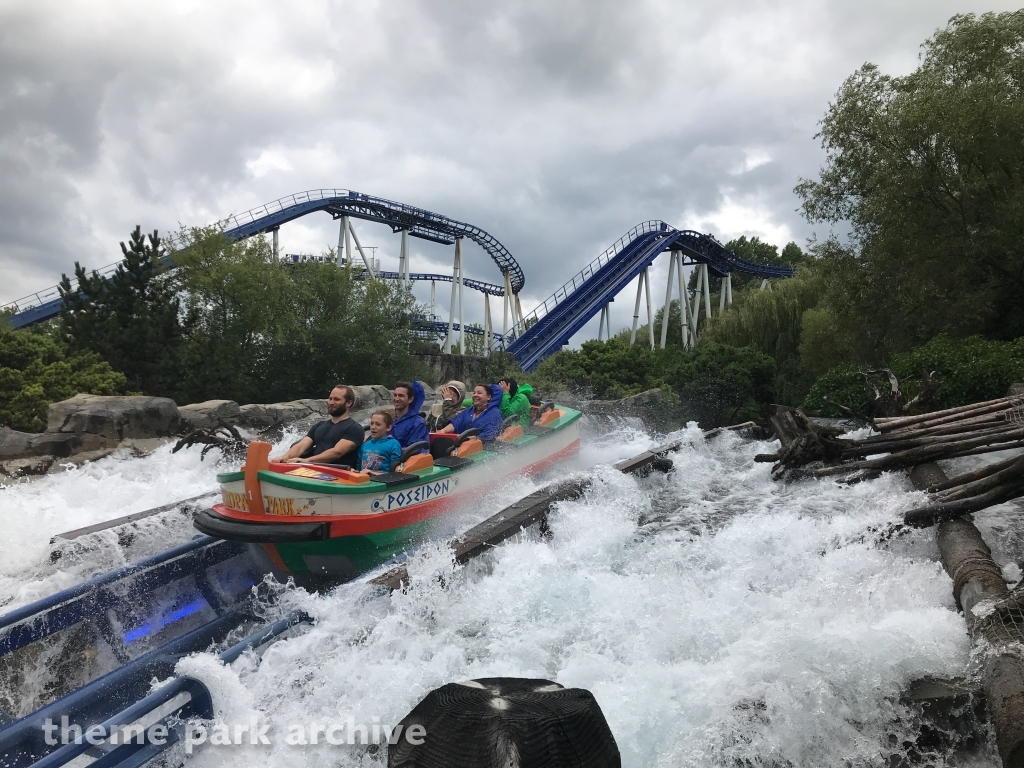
<box><xmin>0</xmin><ymin>327</ymin><xmax>126</xmax><ymax>432</ymax></box>
<box><xmin>804</xmin><ymin>334</ymin><xmax>1024</xmax><ymax>416</ymax></box>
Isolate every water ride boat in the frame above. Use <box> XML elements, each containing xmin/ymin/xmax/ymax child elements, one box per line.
<box><xmin>193</xmin><ymin>406</ymin><xmax>581</xmax><ymax>583</ymax></box>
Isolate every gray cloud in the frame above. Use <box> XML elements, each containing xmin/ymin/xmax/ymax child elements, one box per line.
<box><xmin>1</xmin><ymin>0</ymin><xmax>1018</xmax><ymax>339</ymax></box>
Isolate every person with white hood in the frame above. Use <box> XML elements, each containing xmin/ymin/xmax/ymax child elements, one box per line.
<box><xmin>425</xmin><ymin>379</ymin><xmax>467</xmax><ymax>432</ymax></box>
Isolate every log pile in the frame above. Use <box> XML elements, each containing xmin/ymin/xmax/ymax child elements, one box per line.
<box><xmin>755</xmin><ymin>396</ymin><xmax>1024</xmax><ymax>526</ymax></box>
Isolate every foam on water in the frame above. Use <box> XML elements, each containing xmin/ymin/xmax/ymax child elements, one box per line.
<box><xmin>0</xmin><ymin>429</ymin><xmax>304</xmax><ymax>612</ymax></box>
<box><xmin>148</xmin><ymin>427</ymin><xmax>988</xmax><ymax>768</ymax></box>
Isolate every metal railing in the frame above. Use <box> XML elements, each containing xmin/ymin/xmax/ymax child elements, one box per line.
<box><xmin>500</xmin><ymin>220</ymin><xmax>668</xmax><ymax>346</ymax></box>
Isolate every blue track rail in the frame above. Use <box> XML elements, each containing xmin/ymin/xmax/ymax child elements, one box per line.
<box><xmin>3</xmin><ymin>189</ymin><xmax>521</xmax><ymax>329</ymax></box>
<box><xmin>504</xmin><ymin>221</ymin><xmax>796</xmax><ymax>370</ymax></box>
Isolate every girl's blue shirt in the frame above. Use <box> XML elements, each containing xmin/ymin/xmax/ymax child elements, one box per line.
<box><xmin>359</xmin><ymin>434</ymin><xmax>402</xmax><ymax>472</ymax></box>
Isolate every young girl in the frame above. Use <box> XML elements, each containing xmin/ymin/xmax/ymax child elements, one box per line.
<box><xmin>359</xmin><ymin>410</ymin><xmax>402</xmax><ymax>473</ymax></box>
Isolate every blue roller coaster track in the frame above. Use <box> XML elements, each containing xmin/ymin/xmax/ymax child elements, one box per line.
<box><xmin>2</xmin><ymin>189</ymin><xmax>521</xmax><ymax>329</ymax></box>
<box><xmin>2</xmin><ymin>192</ymin><xmax>795</xmax><ymax>371</ymax></box>
<box><xmin>504</xmin><ymin>221</ymin><xmax>795</xmax><ymax>371</ymax></box>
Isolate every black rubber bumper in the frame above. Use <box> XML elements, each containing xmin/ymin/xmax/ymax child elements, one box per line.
<box><xmin>193</xmin><ymin>508</ymin><xmax>329</xmax><ymax>543</ymax></box>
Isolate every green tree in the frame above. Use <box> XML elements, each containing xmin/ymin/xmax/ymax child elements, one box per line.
<box><xmin>796</xmin><ymin>11</ymin><xmax>1024</xmax><ymax>359</ymax></box>
<box><xmin>804</xmin><ymin>334</ymin><xmax>1024</xmax><ymax>416</ymax></box>
<box><xmin>688</xmin><ymin>237</ymin><xmax>806</xmax><ymax>295</ymax></box>
<box><xmin>174</xmin><ymin>230</ymin><xmax>419</xmax><ymax>403</ymax></box>
<box><xmin>531</xmin><ymin>338</ymin><xmax>774</xmax><ymax>428</ymax></box>
<box><xmin>59</xmin><ymin>226</ymin><xmax>183</xmax><ymax>398</ymax></box>
<box><xmin>0</xmin><ymin>327</ymin><xmax>125</xmax><ymax>432</ymax></box>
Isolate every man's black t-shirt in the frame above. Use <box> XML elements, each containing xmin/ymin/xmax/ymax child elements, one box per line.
<box><xmin>304</xmin><ymin>417</ymin><xmax>364</xmax><ymax>467</ymax></box>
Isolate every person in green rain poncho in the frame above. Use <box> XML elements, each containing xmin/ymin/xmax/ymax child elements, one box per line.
<box><xmin>498</xmin><ymin>378</ymin><xmax>533</xmax><ymax>427</ymax></box>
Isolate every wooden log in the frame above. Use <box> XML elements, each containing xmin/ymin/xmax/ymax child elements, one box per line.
<box><xmin>875</xmin><ymin>395</ymin><xmax>1015</xmax><ymax>430</ymax></box>
<box><xmin>840</xmin><ymin>423</ymin><xmax>1022</xmax><ymax>458</ymax></box>
<box><xmin>910</xmin><ymin>464</ymin><xmax>1024</xmax><ymax>768</ymax></box>
<box><xmin>944</xmin><ymin>439</ymin><xmax>1024</xmax><ymax>460</ymax></box>
<box><xmin>877</xmin><ymin>397</ymin><xmax>1020</xmax><ymax>434</ymax></box>
<box><xmin>932</xmin><ymin>456</ymin><xmax>1024</xmax><ymax>502</ymax></box>
<box><xmin>903</xmin><ymin>480</ymin><xmax>1024</xmax><ymax>528</ymax></box>
<box><xmin>815</xmin><ymin>427</ymin><xmax>1024</xmax><ymax>477</ymax></box>
<box><xmin>928</xmin><ymin>454</ymin><xmax>1024</xmax><ymax>492</ymax></box>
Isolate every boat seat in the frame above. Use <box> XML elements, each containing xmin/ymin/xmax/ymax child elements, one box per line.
<box><xmin>395</xmin><ymin>441</ymin><xmax>430</xmax><ymax>473</ymax></box>
<box><xmin>537</xmin><ymin>409</ymin><xmax>564</xmax><ymax>427</ymax></box>
<box><xmin>434</xmin><ymin>456</ymin><xmax>473</xmax><ymax>469</ymax></box>
<box><xmin>430</xmin><ymin>436</ymin><xmax>456</xmax><ymax>459</ymax></box>
<box><xmin>454</xmin><ymin>437</ymin><xmax>483</xmax><ymax>457</ymax></box>
<box><xmin>501</xmin><ymin>425</ymin><xmax>525</xmax><ymax>442</ymax></box>
<box><xmin>399</xmin><ymin>453</ymin><xmax>434</xmax><ymax>473</ymax></box>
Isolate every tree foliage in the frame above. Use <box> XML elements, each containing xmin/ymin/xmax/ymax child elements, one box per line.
<box><xmin>804</xmin><ymin>334</ymin><xmax>1024</xmax><ymax>416</ymax></box>
<box><xmin>0</xmin><ymin>327</ymin><xmax>125</xmax><ymax>432</ymax></box>
<box><xmin>796</xmin><ymin>11</ymin><xmax>1024</xmax><ymax>358</ymax></box>
<box><xmin>59</xmin><ymin>226</ymin><xmax>183</xmax><ymax>398</ymax></box>
<box><xmin>531</xmin><ymin>338</ymin><xmax>774</xmax><ymax>428</ymax></box>
<box><xmin>173</xmin><ymin>228</ymin><xmax>419</xmax><ymax>404</ymax></box>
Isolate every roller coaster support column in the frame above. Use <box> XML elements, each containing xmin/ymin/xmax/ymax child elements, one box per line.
<box><xmin>399</xmin><ymin>230</ymin><xmax>411</xmax><ymax>289</ymax></box>
<box><xmin>483</xmin><ymin>293</ymin><xmax>493</xmax><ymax>354</ymax></box>
<box><xmin>659</xmin><ymin>251</ymin><xmax>676</xmax><ymax>349</ymax></box>
<box><xmin>348</xmin><ymin>222</ymin><xmax>375</xmax><ymax>277</ymax></box>
<box><xmin>701</xmin><ymin>264</ymin><xmax>713</xmax><ymax>320</ymax></box>
<box><xmin>719</xmin><ymin>272</ymin><xmax>729</xmax><ymax>314</ymax></box>
<box><xmin>514</xmin><ymin>294</ymin><xmax>523</xmax><ymax>332</ymax></box>
<box><xmin>272</xmin><ymin>228</ymin><xmax>279</xmax><ymax>259</ymax></box>
<box><xmin>341</xmin><ymin>216</ymin><xmax>352</xmax><ymax>265</ymax></box>
<box><xmin>457</xmin><ymin>239</ymin><xmax>465</xmax><ymax>354</ymax></box>
<box><xmin>502</xmin><ymin>271</ymin><xmax>513</xmax><ymax>342</ymax></box>
<box><xmin>677</xmin><ymin>252</ymin><xmax>692</xmax><ymax>348</ymax></box>
<box><xmin>630</xmin><ymin>271</ymin><xmax>644</xmax><ymax>346</ymax></box>
<box><xmin>687</xmin><ymin>260</ymin><xmax>704</xmax><ymax>346</ymax></box>
<box><xmin>430</xmin><ymin>280</ymin><xmax>436</xmax><ymax>318</ymax></box>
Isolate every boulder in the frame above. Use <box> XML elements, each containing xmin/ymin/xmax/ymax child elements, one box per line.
<box><xmin>581</xmin><ymin>388</ymin><xmax>674</xmax><ymax>416</ymax></box>
<box><xmin>1009</xmin><ymin>382</ymin><xmax>1024</xmax><ymax>398</ymax></box>
<box><xmin>30</xmin><ymin>431</ymin><xmax>110</xmax><ymax>458</ymax></box>
<box><xmin>237</xmin><ymin>399</ymin><xmax>328</xmax><ymax>429</ymax></box>
<box><xmin>0</xmin><ymin>455</ymin><xmax>54</xmax><ymax>479</ymax></box>
<box><xmin>178</xmin><ymin>399</ymin><xmax>242</xmax><ymax>429</ymax></box>
<box><xmin>0</xmin><ymin>426</ymin><xmax>110</xmax><ymax>462</ymax></box>
<box><xmin>0</xmin><ymin>428</ymin><xmax>37</xmax><ymax>459</ymax></box>
<box><xmin>349</xmin><ymin>385</ymin><xmax>392</xmax><ymax>410</ymax></box>
<box><xmin>47</xmin><ymin>394</ymin><xmax>182</xmax><ymax>441</ymax></box>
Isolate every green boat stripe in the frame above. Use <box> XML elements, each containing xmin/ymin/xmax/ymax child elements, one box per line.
<box><xmin>217</xmin><ymin>406</ymin><xmax>580</xmax><ymax>491</ymax></box>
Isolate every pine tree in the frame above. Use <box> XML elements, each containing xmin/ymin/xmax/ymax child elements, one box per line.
<box><xmin>59</xmin><ymin>226</ymin><xmax>184</xmax><ymax>398</ymax></box>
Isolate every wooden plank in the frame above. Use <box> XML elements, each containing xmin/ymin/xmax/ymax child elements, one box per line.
<box><xmin>369</xmin><ymin>425</ymin><xmax>764</xmax><ymax>592</ymax></box>
<box><xmin>51</xmin><ymin>493</ymin><xmax>218</xmax><ymax>542</ymax></box>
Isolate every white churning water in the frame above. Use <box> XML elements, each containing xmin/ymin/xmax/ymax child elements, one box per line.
<box><xmin>0</xmin><ymin>424</ymin><xmax>1011</xmax><ymax>766</ymax></box>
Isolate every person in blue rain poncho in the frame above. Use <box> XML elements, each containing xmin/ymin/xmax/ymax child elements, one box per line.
<box><xmin>390</xmin><ymin>381</ymin><xmax>429</xmax><ymax>449</ymax></box>
<box><xmin>439</xmin><ymin>383</ymin><xmax>504</xmax><ymax>442</ymax></box>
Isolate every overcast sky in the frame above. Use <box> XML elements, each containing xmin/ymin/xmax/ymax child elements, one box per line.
<box><xmin>1</xmin><ymin>0</ymin><xmax>1019</xmax><ymax>341</ymax></box>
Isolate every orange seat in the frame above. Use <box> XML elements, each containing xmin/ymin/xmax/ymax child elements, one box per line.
<box><xmin>537</xmin><ymin>409</ymin><xmax>564</xmax><ymax>427</ymax></box>
<box><xmin>454</xmin><ymin>437</ymin><xmax>484</xmax><ymax>457</ymax></box>
<box><xmin>399</xmin><ymin>453</ymin><xmax>434</xmax><ymax>473</ymax></box>
<box><xmin>501</xmin><ymin>425</ymin><xmax>525</xmax><ymax>442</ymax></box>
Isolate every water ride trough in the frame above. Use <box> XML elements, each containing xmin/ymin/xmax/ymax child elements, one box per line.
<box><xmin>0</xmin><ymin>419</ymin><xmax>703</xmax><ymax>768</ymax></box>
<box><xmin>194</xmin><ymin>406</ymin><xmax>582</xmax><ymax>581</ymax></box>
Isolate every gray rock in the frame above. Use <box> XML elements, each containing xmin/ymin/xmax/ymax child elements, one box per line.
<box><xmin>0</xmin><ymin>455</ymin><xmax>54</xmax><ymax>478</ymax></box>
<box><xmin>349</xmin><ymin>385</ymin><xmax>392</xmax><ymax>410</ymax></box>
<box><xmin>178</xmin><ymin>399</ymin><xmax>241</xmax><ymax>429</ymax></box>
<box><xmin>0</xmin><ymin>427</ymin><xmax>37</xmax><ymax>459</ymax></box>
<box><xmin>1009</xmin><ymin>382</ymin><xmax>1024</xmax><ymax>398</ymax></box>
<box><xmin>237</xmin><ymin>399</ymin><xmax>326</xmax><ymax>429</ymax></box>
<box><xmin>30</xmin><ymin>431</ymin><xmax>111</xmax><ymax>458</ymax></box>
<box><xmin>47</xmin><ymin>394</ymin><xmax>182</xmax><ymax>441</ymax></box>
